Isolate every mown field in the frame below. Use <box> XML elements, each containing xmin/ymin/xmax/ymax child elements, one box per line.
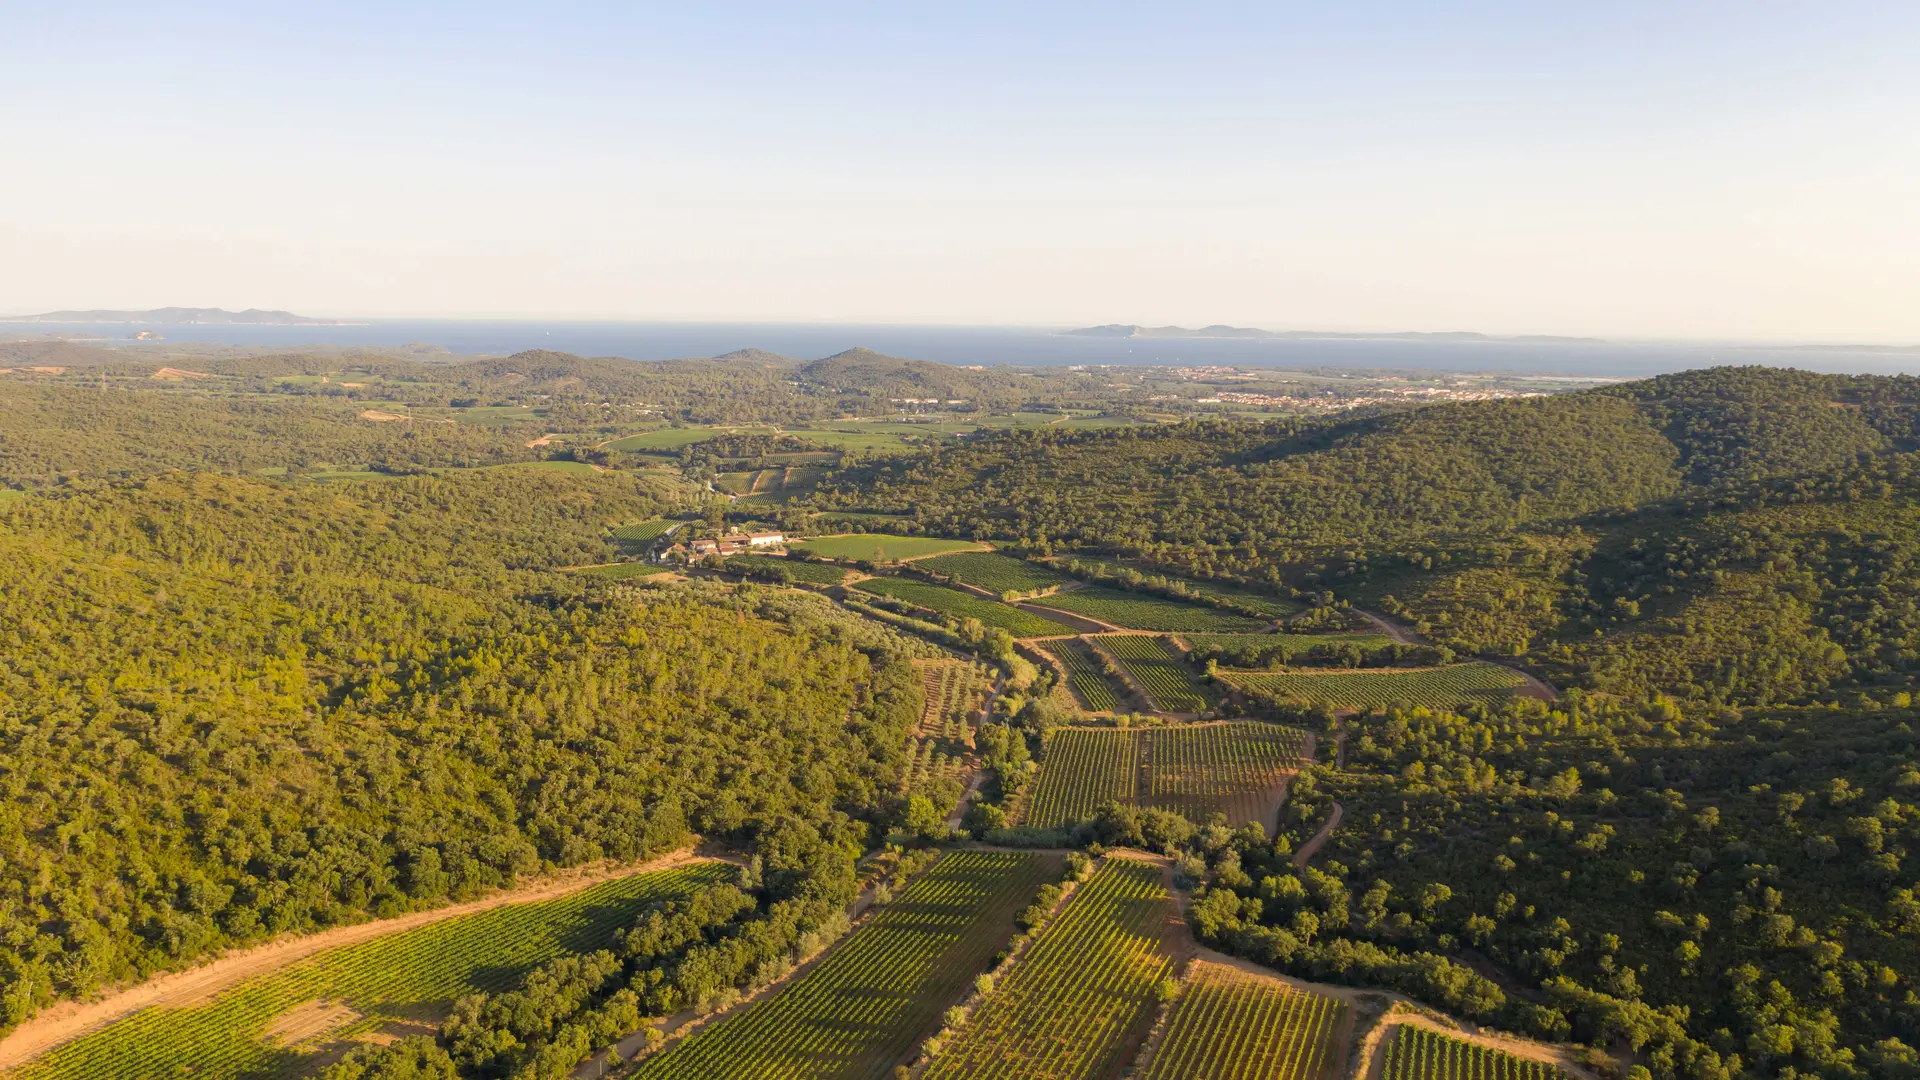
<box><xmin>853</xmin><ymin>578</ymin><xmax>1076</xmax><ymax>637</ymax></box>
<box><xmin>629</xmin><ymin>851</ymin><xmax>1056</xmax><ymax>1080</ymax></box>
<box><xmin>1040</xmin><ymin>587</ymin><xmax>1271</xmax><ymax>633</ymax></box>
<box><xmin>1221</xmin><ymin>662</ymin><xmax>1530</xmax><ymax>712</ymax></box>
<box><xmin>10</xmin><ymin>863</ymin><xmax>733</xmax><ymax>1080</ymax></box>
<box><xmin>917</xmin><ymin>552</ymin><xmax>1070</xmax><ymax>595</ymax></box>
<box><xmin>793</xmin><ymin>534</ymin><xmax>984</xmax><ymax>562</ymax></box>
<box><xmin>1380</xmin><ymin>1024</ymin><xmax>1569</xmax><ymax>1080</ymax></box>
<box><xmin>1023</xmin><ymin>723</ymin><xmax>1309</xmax><ymax>829</ymax></box>
<box><xmin>1044</xmin><ymin>639</ymin><xmax>1126</xmax><ymax>712</ymax></box>
<box><xmin>920</xmin><ymin>858</ymin><xmax>1175</xmax><ymax>1080</ymax></box>
<box><xmin>1141</xmin><ymin>961</ymin><xmax>1348</xmax><ymax>1080</ymax></box>
<box><xmin>1098</xmin><ymin>635</ymin><xmax>1220</xmax><ymax>712</ymax></box>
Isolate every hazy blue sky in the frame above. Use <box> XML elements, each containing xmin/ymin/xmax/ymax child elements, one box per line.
<box><xmin>4</xmin><ymin>2</ymin><xmax>1917</xmax><ymax>339</ymax></box>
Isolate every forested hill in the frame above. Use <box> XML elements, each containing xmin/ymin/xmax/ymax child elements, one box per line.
<box><xmin>818</xmin><ymin>366</ymin><xmax>1920</xmax><ymax>554</ymax></box>
<box><xmin>0</xmin><ymin>471</ymin><xmax>943</xmax><ymax>1032</ymax></box>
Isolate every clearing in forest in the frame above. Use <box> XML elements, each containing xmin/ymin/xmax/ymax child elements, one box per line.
<box><xmin>573</xmin><ymin>562</ymin><xmax>675</xmax><ymax>580</ymax></box>
<box><xmin>1379</xmin><ymin>1023</ymin><xmax>1570</xmax><ymax>1080</ymax></box>
<box><xmin>1044</xmin><ymin>638</ymin><xmax>1128</xmax><ymax>712</ymax></box>
<box><xmin>1098</xmin><ymin>634</ymin><xmax>1220</xmax><ymax>712</ymax></box>
<box><xmin>628</xmin><ymin>851</ymin><xmax>1058</xmax><ymax>1080</ymax></box>
<box><xmin>1220</xmin><ymin>662</ymin><xmax>1529</xmax><ymax>712</ymax></box>
<box><xmin>6</xmin><ymin>863</ymin><xmax>733</xmax><ymax>1080</ymax></box>
<box><xmin>1022</xmin><ymin>723</ymin><xmax>1310</xmax><ymax>829</ymax></box>
<box><xmin>790</xmin><ymin>534</ymin><xmax>984</xmax><ymax>562</ymax></box>
<box><xmin>853</xmin><ymin>578</ymin><xmax>1076</xmax><ymax>637</ymax></box>
<box><xmin>919</xmin><ymin>858</ymin><xmax>1177</xmax><ymax>1080</ymax></box>
<box><xmin>1039</xmin><ymin>587</ymin><xmax>1271</xmax><ymax>633</ymax></box>
<box><xmin>1140</xmin><ymin>960</ymin><xmax>1349</xmax><ymax>1080</ymax></box>
<box><xmin>917</xmin><ymin>552</ymin><xmax>1070</xmax><ymax>595</ymax></box>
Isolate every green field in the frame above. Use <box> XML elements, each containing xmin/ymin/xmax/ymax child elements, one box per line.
<box><xmin>917</xmin><ymin>552</ymin><xmax>1070</xmax><ymax>595</ymax></box>
<box><xmin>483</xmin><ymin>459</ymin><xmax>600</xmax><ymax>475</ymax></box>
<box><xmin>1222</xmin><ymin>662</ymin><xmax>1531</xmax><ymax>711</ymax></box>
<box><xmin>1184</xmin><ymin>632</ymin><xmax>1395</xmax><ymax>653</ymax></box>
<box><xmin>0</xmin><ymin>488</ymin><xmax>25</xmax><ymax>501</ymax></box>
<box><xmin>852</xmin><ymin>579</ymin><xmax>1075</xmax><ymax>638</ymax></box>
<box><xmin>1142</xmin><ymin>961</ymin><xmax>1348</xmax><ymax>1080</ymax></box>
<box><xmin>1040</xmin><ymin>588</ymin><xmax>1270</xmax><ymax>633</ymax></box>
<box><xmin>630</xmin><ymin>851</ymin><xmax>1055</xmax><ymax>1080</ymax></box>
<box><xmin>574</xmin><ymin>562</ymin><xmax>676</xmax><ymax>580</ymax></box>
<box><xmin>1024</xmin><ymin>723</ymin><xmax>1309</xmax><ymax>828</ymax></box>
<box><xmin>730</xmin><ymin>555</ymin><xmax>850</xmax><ymax>585</ymax></box>
<box><xmin>11</xmin><ymin>863</ymin><xmax>733</xmax><ymax>1080</ymax></box>
<box><xmin>611</xmin><ymin>518</ymin><xmax>678</xmax><ymax>542</ymax></box>
<box><xmin>1380</xmin><ymin>1024</ymin><xmax>1568</xmax><ymax>1080</ymax></box>
<box><xmin>1097</xmin><ymin>635</ymin><xmax>1220</xmax><ymax>712</ymax></box>
<box><xmin>792</xmin><ymin>534</ymin><xmax>984</xmax><ymax>562</ymax></box>
<box><xmin>603</xmin><ymin>426</ymin><xmax>753</xmax><ymax>452</ymax></box>
<box><xmin>1177</xmin><ymin>581</ymin><xmax>1304</xmax><ymax>619</ymax></box>
<box><xmin>1045</xmin><ymin>639</ymin><xmax>1125</xmax><ymax>712</ymax></box>
<box><xmin>920</xmin><ymin>858</ymin><xmax>1175</xmax><ymax>1080</ymax></box>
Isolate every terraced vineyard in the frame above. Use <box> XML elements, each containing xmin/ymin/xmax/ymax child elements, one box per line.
<box><xmin>793</xmin><ymin>534</ymin><xmax>983</xmax><ymax>562</ymax></box>
<box><xmin>1024</xmin><ymin>724</ymin><xmax>1309</xmax><ymax>828</ymax></box>
<box><xmin>1380</xmin><ymin>1024</ymin><xmax>1569</xmax><ymax>1080</ymax></box>
<box><xmin>1141</xmin><ymin>961</ymin><xmax>1349</xmax><ymax>1080</ymax></box>
<box><xmin>1222</xmin><ymin>662</ymin><xmax>1530</xmax><ymax>712</ymax></box>
<box><xmin>918</xmin><ymin>659</ymin><xmax>994</xmax><ymax>742</ymax></box>
<box><xmin>1040</xmin><ymin>587</ymin><xmax>1271</xmax><ymax>633</ymax></box>
<box><xmin>1098</xmin><ymin>635</ymin><xmax>1220</xmax><ymax>712</ymax></box>
<box><xmin>630</xmin><ymin>851</ymin><xmax>1057</xmax><ymax>1080</ymax></box>
<box><xmin>918</xmin><ymin>552</ymin><xmax>1070</xmax><ymax>595</ymax></box>
<box><xmin>1045</xmin><ymin>638</ymin><xmax>1126</xmax><ymax>712</ymax></box>
<box><xmin>10</xmin><ymin>863</ymin><xmax>734</xmax><ymax>1080</ymax></box>
<box><xmin>920</xmin><ymin>858</ymin><xmax>1176</xmax><ymax>1080</ymax></box>
<box><xmin>854</xmin><ymin>578</ymin><xmax>1076</xmax><ymax>637</ymax></box>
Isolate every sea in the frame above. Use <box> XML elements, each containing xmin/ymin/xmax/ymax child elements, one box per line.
<box><xmin>8</xmin><ymin>320</ymin><xmax>1917</xmax><ymax>379</ymax></box>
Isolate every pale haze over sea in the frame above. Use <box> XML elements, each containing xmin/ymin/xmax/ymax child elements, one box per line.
<box><xmin>15</xmin><ymin>321</ymin><xmax>1919</xmax><ymax>379</ymax></box>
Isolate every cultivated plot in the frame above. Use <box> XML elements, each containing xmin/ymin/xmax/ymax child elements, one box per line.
<box><xmin>853</xmin><ymin>579</ymin><xmax>1076</xmax><ymax>638</ymax></box>
<box><xmin>1045</xmin><ymin>638</ymin><xmax>1127</xmax><ymax>712</ymax></box>
<box><xmin>1042</xmin><ymin>587</ymin><xmax>1271</xmax><ymax>633</ymax></box>
<box><xmin>629</xmin><ymin>851</ymin><xmax>1057</xmax><ymax>1080</ymax></box>
<box><xmin>1023</xmin><ymin>723</ymin><xmax>1309</xmax><ymax>829</ymax></box>
<box><xmin>9</xmin><ymin>863</ymin><xmax>733</xmax><ymax>1080</ymax></box>
<box><xmin>917</xmin><ymin>552</ymin><xmax>1070</xmax><ymax>595</ymax></box>
<box><xmin>1142</xmin><ymin>961</ymin><xmax>1348</xmax><ymax>1080</ymax></box>
<box><xmin>920</xmin><ymin>858</ymin><xmax>1176</xmax><ymax>1080</ymax></box>
<box><xmin>793</xmin><ymin>534</ymin><xmax>984</xmax><ymax>562</ymax></box>
<box><xmin>1221</xmin><ymin>663</ymin><xmax>1529</xmax><ymax>712</ymax></box>
<box><xmin>1380</xmin><ymin>1023</ymin><xmax>1569</xmax><ymax>1080</ymax></box>
<box><xmin>1098</xmin><ymin>635</ymin><xmax>1220</xmax><ymax>712</ymax></box>
<box><xmin>918</xmin><ymin>659</ymin><xmax>994</xmax><ymax>742</ymax></box>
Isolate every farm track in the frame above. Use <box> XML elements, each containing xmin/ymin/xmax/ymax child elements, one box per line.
<box><xmin>1292</xmin><ymin>802</ymin><xmax>1344</xmax><ymax>870</ymax></box>
<box><xmin>1353</xmin><ymin>609</ymin><xmax>1560</xmax><ymax>703</ymax></box>
<box><xmin>0</xmin><ymin>848</ymin><xmax>721</xmax><ymax>1072</ymax></box>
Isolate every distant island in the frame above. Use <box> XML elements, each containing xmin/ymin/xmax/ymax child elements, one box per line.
<box><xmin>0</xmin><ymin>307</ymin><xmax>362</xmax><ymax>326</ymax></box>
<box><xmin>1063</xmin><ymin>323</ymin><xmax>1606</xmax><ymax>345</ymax></box>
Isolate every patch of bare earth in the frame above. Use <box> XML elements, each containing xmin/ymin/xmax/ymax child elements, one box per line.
<box><xmin>358</xmin><ymin>409</ymin><xmax>411</xmax><ymax>422</ymax></box>
<box><xmin>0</xmin><ymin>847</ymin><xmax>713</xmax><ymax>1071</ymax></box>
<box><xmin>526</xmin><ymin>433</ymin><xmax>557</xmax><ymax>448</ymax></box>
<box><xmin>150</xmin><ymin>367</ymin><xmax>212</xmax><ymax>380</ymax></box>
<box><xmin>263</xmin><ymin>999</ymin><xmax>361</xmax><ymax>1046</ymax></box>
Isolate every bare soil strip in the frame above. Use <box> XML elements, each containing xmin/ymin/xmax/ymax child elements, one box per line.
<box><xmin>1293</xmin><ymin>801</ymin><xmax>1344</xmax><ymax>869</ymax></box>
<box><xmin>0</xmin><ymin>848</ymin><xmax>715</xmax><ymax>1071</ymax></box>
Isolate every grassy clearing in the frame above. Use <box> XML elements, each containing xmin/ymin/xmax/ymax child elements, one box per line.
<box><xmin>793</xmin><ymin>534</ymin><xmax>984</xmax><ymax>562</ymax></box>
<box><xmin>1097</xmin><ymin>635</ymin><xmax>1220</xmax><ymax>712</ymax></box>
<box><xmin>573</xmin><ymin>562</ymin><xmax>675</xmax><ymax>580</ymax></box>
<box><xmin>1142</xmin><ymin>961</ymin><xmax>1347</xmax><ymax>1080</ymax></box>
<box><xmin>853</xmin><ymin>579</ymin><xmax>1076</xmax><ymax>638</ymax></box>
<box><xmin>0</xmin><ymin>489</ymin><xmax>25</xmax><ymax>501</ymax></box>
<box><xmin>11</xmin><ymin>863</ymin><xmax>733</xmax><ymax>1080</ymax></box>
<box><xmin>1024</xmin><ymin>723</ymin><xmax>1309</xmax><ymax>828</ymax></box>
<box><xmin>920</xmin><ymin>859</ymin><xmax>1175</xmax><ymax>1080</ymax></box>
<box><xmin>917</xmin><ymin>552</ymin><xmax>1070</xmax><ymax>595</ymax></box>
<box><xmin>1041</xmin><ymin>588</ymin><xmax>1270</xmax><ymax>633</ymax></box>
<box><xmin>1222</xmin><ymin>662</ymin><xmax>1530</xmax><ymax>711</ymax></box>
<box><xmin>630</xmin><ymin>852</ymin><xmax>1055</xmax><ymax>1080</ymax></box>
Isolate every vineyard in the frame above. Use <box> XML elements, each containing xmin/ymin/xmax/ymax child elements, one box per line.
<box><xmin>1379</xmin><ymin>1024</ymin><xmax>1569</xmax><ymax>1080</ymax></box>
<box><xmin>1044</xmin><ymin>639</ymin><xmax>1126</xmax><ymax>712</ymax></box>
<box><xmin>1097</xmin><ymin>635</ymin><xmax>1220</xmax><ymax>713</ymax></box>
<box><xmin>1183</xmin><ymin>632</ymin><xmax>1395</xmax><ymax>654</ymax></box>
<box><xmin>1179</xmin><ymin>580</ymin><xmax>1304</xmax><ymax>619</ymax></box>
<box><xmin>629</xmin><ymin>851</ymin><xmax>1056</xmax><ymax>1080</ymax></box>
<box><xmin>792</xmin><ymin>534</ymin><xmax>983</xmax><ymax>562</ymax></box>
<box><xmin>574</xmin><ymin>562</ymin><xmax>675</xmax><ymax>580</ymax></box>
<box><xmin>1023</xmin><ymin>723</ymin><xmax>1309</xmax><ymax>828</ymax></box>
<box><xmin>734</xmin><ymin>555</ymin><xmax>851</xmax><ymax>584</ymax></box>
<box><xmin>918</xmin><ymin>660</ymin><xmax>995</xmax><ymax>742</ymax></box>
<box><xmin>917</xmin><ymin>552</ymin><xmax>1070</xmax><ymax>595</ymax></box>
<box><xmin>1221</xmin><ymin>662</ymin><xmax>1530</xmax><ymax>712</ymax></box>
<box><xmin>10</xmin><ymin>863</ymin><xmax>733</xmax><ymax>1080</ymax></box>
<box><xmin>610</xmin><ymin>518</ymin><xmax>676</xmax><ymax>541</ymax></box>
<box><xmin>1141</xmin><ymin>961</ymin><xmax>1349</xmax><ymax>1080</ymax></box>
<box><xmin>919</xmin><ymin>858</ymin><xmax>1175</xmax><ymax>1080</ymax></box>
<box><xmin>853</xmin><ymin>578</ymin><xmax>1077</xmax><ymax>637</ymax></box>
<box><xmin>1039</xmin><ymin>587</ymin><xmax>1271</xmax><ymax>633</ymax></box>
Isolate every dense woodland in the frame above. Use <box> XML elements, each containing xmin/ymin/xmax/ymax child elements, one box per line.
<box><xmin>5</xmin><ymin>359</ymin><xmax>1920</xmax><ymax>1078</ymax></box>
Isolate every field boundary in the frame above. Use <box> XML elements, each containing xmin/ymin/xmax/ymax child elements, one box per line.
<box><xmin>0</xmin><ymin>848</ymin><xmax>718</xmax><ymax>1072</ymax></box>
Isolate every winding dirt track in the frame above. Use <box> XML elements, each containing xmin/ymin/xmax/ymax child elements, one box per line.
<box><xmin>0</xmin><ymin>848</ymin><xmax>717</xmax><ymax>1072</ymax></box>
